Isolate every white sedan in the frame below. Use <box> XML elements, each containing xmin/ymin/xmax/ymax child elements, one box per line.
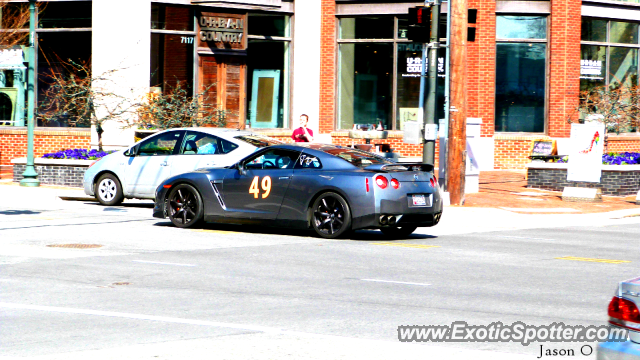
<box><xmin>83</xmin><ymin>128</ymin><xmax>281</xmax><ymax>205</ymax></box>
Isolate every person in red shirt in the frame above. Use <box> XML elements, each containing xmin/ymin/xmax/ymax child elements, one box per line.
<box><xmin>291</xmin><ymin>114</ymin><xmax>314</xmax><ymax>142</ymax></box>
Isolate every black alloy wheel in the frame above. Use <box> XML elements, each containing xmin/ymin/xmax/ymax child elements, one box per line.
<box><xmin>167</xmin><ymin>184</ymin><xmax>203</xmax><ymax>228</ymax></box>
<box><xmin>311</xmin><ymin>192</ymin><xmax>351</xmax><ymax>239</ymax></box>
<box><xmin>380</xmin><ymin>226</ymin><xmax>418</xmax><ymax>238</ymax></box>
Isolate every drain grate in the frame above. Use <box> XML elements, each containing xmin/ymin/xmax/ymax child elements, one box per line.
<box><xmin>47</xmin><ymin>244</ymin><xmax>103</xmax><ymax>249</ymax></box>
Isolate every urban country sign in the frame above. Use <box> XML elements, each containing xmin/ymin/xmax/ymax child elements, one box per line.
<box><xmin>198</xmin><ymin>13</ymin><xmax>246</xmax><ymax>50</ymax></box>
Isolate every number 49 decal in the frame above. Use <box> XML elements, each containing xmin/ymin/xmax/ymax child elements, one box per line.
<box><xmin>249</xmin><ymin>176</ymin><xmax>272</xmax><ymax>199</ymax></box>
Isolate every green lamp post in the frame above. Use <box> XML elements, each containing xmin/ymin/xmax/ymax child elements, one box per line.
<box><xmin>20</xmin><ymin>0</ymin><xmax>39</xmax><ymax>187</ymax></box>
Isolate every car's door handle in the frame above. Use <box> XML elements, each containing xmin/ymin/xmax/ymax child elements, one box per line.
<box><xmin>160</xmin><ymin>161</ymin><xmax>168</xmax><ymax>166</ymax></box>
<box><xmin>278</xmin><ymin>176</ymin><xmax>290</xmax><ymax>180</ymax></box>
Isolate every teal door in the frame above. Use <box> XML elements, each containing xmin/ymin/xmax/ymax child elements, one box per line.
<box><xmin>249</xmin><ymin>69</ymin><xmax>280</xmax><ymax>128</ymax></box>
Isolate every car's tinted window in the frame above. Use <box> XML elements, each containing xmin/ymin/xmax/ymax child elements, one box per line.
<box><xmin>294</xmin><ymin>153</ymin><xmax>322</xmax><ymax>169</ymax></box>
<box><xmin>234</xmin><ymin>135</ymin><xmax>283</xmax><ymax>148</ymax></box>
<box><xmin>138</xmin><ymin>131</ymin><xmax>183</xmax><ymax>156</ymax></box>
<box><xmin>181</xmin><ymin>131</ymin><xmax>238</xmax><ymax>155</ymax></box>
<box><xmin>322</xmin><ymin>148</ymin><xmax>392</xmax><ymax>168</ymax></box>
<box><xmin>244</xmin><ymin>149</ymin><xmax>300</xmax><ymax>170</ymax></box>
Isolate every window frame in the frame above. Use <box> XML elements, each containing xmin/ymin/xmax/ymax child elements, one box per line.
<box><xmin>246</xmin><ymin>13</ymin><xmax>292</xmax><ymax>130</ymax></box>
<box><xmin>494</xmin><ymin>14</ymin><xmax>550</xmax><ymax>135</ymax></box>
<box><xmin>335</xmin><ymin>15</ymin><xmax>447</xmax><ymax>131</ymax></box>
<box><xmin>581</xmin><ymin>17</ymin><xmax>640</xmax><ymax>87</ymax></box>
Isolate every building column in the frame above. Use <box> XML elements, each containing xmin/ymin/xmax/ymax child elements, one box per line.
<box><xmin>548</xmin><ymin>0</ymin><xmax>581</xmax><ymax>138</ymax></box>
<box><xmin>92</xmin><ymin>0</ymin><xmax>151</xmax><ymax>149</ymax></box>
<box><xmin>292</xmin><ymin>0</ymin><xmax>323</xmax><ymax>140</ymax></box>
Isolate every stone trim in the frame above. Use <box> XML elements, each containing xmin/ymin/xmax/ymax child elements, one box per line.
<box><xmin>251</xmin><ymin>129</ymin><xmax>293</xmax><ymax>137</ymax></box>
<box><xmin>0</xmin><ymin>128</ymin><xmax>91</xmax><ymax>136</ymax></box>
<box><xmin>493</xmin><ymin>135</ymin><xmax>551</xmax><ymax>141</ymax></box>
<box><xmin>526</xmin><ymin>163</ymin><xmax>640</xmax><ymax>172</ymax></box>
<box><xmin>11</xmin><ymin>157</ymin><xmax>95</xmax><ymax>166</ymax></box>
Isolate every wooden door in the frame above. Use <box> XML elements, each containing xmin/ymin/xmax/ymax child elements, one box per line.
<box><xmin>199</xmin><ymin>55</ymin><xmax>246</xmax><ymax>129</ymax></box>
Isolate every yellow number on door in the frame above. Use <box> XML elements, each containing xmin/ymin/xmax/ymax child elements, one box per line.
<box><xmin>249</xmin><ymin>176</ymin><xmax>260</xmax><ymax>199</ymax></box>
<box><xmin>261</xmin><ymin>176</ymin><xmax>272</xmax><ymax>199</ymax></box>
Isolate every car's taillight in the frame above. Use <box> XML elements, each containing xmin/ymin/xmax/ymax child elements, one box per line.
<box><xmin>365</xmin><ymin>178</ymin><xmax>370</xmax><ymax>193</ymax></box>
<box><xmin>430</xmin><ymin>177</ymin><xmax>436</xmax><ymax>187</ymax></box>
<box><xmin>609</xmin><ymin>296</ymin><xmax>640</xmax><ymax>324</ymax></box>
<box><xmin>375</xmin><ymin>175</ymin><xmax>388</xmax><ymax>189</ymax></box>
<box><xmin>390</xmin><ymin>178</ymin><xmax>400</xmax><ymax>189</ymax></box>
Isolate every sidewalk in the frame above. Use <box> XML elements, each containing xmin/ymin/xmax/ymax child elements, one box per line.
<box><xmin>464</xmin><ymin>170</ymin><xmax>639</xmax><ymax>214</ymax></box>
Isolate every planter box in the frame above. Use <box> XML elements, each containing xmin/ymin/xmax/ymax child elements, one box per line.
<box><xmin>527</xmin><ymin>163</ymin><xmax>640</xmax><ymax>196</ymax></box>
<box><xmin>11</xmin><ymin>158</ymin><xmax>94</xmax><ymax>188</ymax></box>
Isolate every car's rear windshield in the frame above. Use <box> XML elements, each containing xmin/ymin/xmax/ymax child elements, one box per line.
<box><xmin>323</xmin><ymin>148</ymin><xmax>394</xmax><ymax>168</ymax></box>
<box><xmin>234</xmin><ymin>135</ymin><xmax>283</xmax><ymax>148</ymax></box>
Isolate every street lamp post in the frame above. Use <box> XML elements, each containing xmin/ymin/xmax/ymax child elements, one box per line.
<box><xmin>20</xmin><ymin>0</ymin><xmax>39</xmax><ymax>187</ymax></box>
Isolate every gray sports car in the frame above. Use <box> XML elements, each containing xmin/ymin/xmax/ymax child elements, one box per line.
<box><xmin>153</xmin><ymin>144</ymin><xmax>443</xmax><ymax>238</ymax></box>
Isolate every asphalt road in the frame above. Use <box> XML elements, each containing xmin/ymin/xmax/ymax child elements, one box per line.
<box><xmin>1</xmin><ymin>184</ymin><xmax>639</xmax><ymax>359</ymax></box>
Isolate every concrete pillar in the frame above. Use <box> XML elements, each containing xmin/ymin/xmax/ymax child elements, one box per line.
<box><xmin>92</xmin><ymin>0</ymin><xmax>151</xmax><ymax>149</ymax></box>
<box><xmin>292</xmin><ymin>0</ymin><xmax>323</xmax><ymax>141</ymax></box>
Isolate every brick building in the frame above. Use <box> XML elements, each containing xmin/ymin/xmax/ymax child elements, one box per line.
<box><xmin>1</xmin><ymin>0</ymin><xmax>640</xmax><ymax>178</ymax></box>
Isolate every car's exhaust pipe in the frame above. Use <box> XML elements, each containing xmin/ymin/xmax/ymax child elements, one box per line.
<box><xmin>388</xmin><ymin>216</ymin><xmax>396</xmax><ymax>225</ymax></box>
<box><xmin>380</xmin><ymin>215</ymin><xmax>388</xmax><ymax>225</ymax></box>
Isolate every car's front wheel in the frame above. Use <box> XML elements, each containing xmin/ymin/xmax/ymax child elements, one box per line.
<box><xmin>95</xmin><ymin>173</ymin><xmax>124</xmax><ymax>206</ymax></box>
<box><xmin>380</xmin><ymin>226</ymin><xmax>418</xmax><ymax>238</ymax></box>
<box><xmin>311</xmin><ymin>192</ymin><xmax>351</xmax><ymax>239</ymax></box>
<box><xmin>167</xmin><ymin>184</ymin><xmax>203</xmax><ymax>228</ymax></box>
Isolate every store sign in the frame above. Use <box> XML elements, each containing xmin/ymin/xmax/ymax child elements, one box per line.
<box><xmin>567</xmin><ymin>123</ymin><xmax>605</xmax><ymax>183</ymax></box>
<box><xmin>580</xmin><ymin>59</ymin><xmax>603</xmax><ymax>80</ymax></box>
<box><xmin>0</xmin><ymin>48</ymin><xmax>24</xmax><ymax>68</ymax></box>
<box><xmin>200</xmin><ymin>16</ymin><xmax>244</xmax><ymax>44</ymax></box>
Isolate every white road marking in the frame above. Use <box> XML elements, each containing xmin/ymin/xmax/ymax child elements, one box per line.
<box><xmin>132</xmin><ymin>260</ymin><xmax>197</xmax><ymax>267</ymax></box>
<box><xmin>360</xmin><ymin>279</ymin><xmax>431</xmax><ymax>287</ymax></box>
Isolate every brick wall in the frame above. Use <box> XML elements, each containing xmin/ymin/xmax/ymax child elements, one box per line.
<box><xmin>331</xmin><ymin>132</ymin><xmax>440</xmax><ymax>167</ymax></box>
<box><xmin>468</xmin><ymin>0</ymin><xmax>496</xmax><ymax>137</ymax></box>
<box><xmin>319</xmin><ymin>0</ymin><xmax>336</xmax><ymax>134</ymax></box>
<box><xmin>528</xmin><ymin>167</ymin><xmax>640</xmax><ymax>196</ymax></box>
<box><xmin>607</xmin><ymin>135</ymin><xmax>640</xmax><ymax>153</ymax></box>
<box><xmin>548</xmin><ymin>0</ymin><xmax>581</xmax><ymax>138</ymax></box>
<box><xmin>0</xmin><ymin>129</ymin><xmax>91</xmax><ymax>179</ymax></box>
<box><xmin>494</xmin><ymin>135</ymin><xmax>551</xmax><ymax>170</ymax></box>
<box><xmin>13</xmin><ymin>163</ymin><xmax>88</xmax><ymax>188</ymax></box>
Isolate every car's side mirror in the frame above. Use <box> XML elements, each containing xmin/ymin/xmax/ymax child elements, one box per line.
<box><xmin>237</xmin><ymin>163</ymin><xmax>247</xmax><ymax>176</ymax></box>
<box><xmin>124</xmin><ymin>147</ymin><xmax>136</xmax><ymax>157</ymax></box>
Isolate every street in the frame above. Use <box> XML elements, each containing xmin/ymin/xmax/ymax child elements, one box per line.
<box><xmin>1</xmin><ymin>183</ymin><xmax>640</xmax><ymax>359</ymax></box>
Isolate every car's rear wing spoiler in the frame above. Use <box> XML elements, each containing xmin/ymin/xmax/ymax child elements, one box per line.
<box><xmin>365</xmin><ymin>163</ymin><xmax>434</xmax><ymax>172</ymax></box>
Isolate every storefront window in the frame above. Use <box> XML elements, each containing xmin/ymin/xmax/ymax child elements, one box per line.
<box><xmin>339</xmin><ymin>17</ymin><xmax>394</xmax><ymax>40</ymax></box>
<box><xmin>609</xmin><ymin>47</ymin><xmax>639</xmax><ymax>88</ymax></box>
<box><xmin>38</xmin><ymin>2</ymin><xmax>92</xmax><ymax>29</ymax></box>
<box><xmin>338</xmin><ymin>43</ymin><xmax>393</xmax><ymax>130</ymax></box>
<box><xmin>495</xmin><ymin>16</ymin><xmax>547</xmax><ymax>133</ymax></box>
<box><xmin>582</xmin><ymin>18</ymin><xmax>607</xmax><ymax>42</ymax></box>
<box><xmin>580</xmin><ymin>45</ymin><xmax>607</xmax><ymax>91</ymax></box>
<box><xmin>581</xmin><ymin>18</ymin><xmax>640</xmax><ymax>91</ymax></box>
<box><xmin>247</xmin><ymin>41</ymin><xmax>289</xmax><ymax>128</ymax></box>
<box><xmin>245</xmin><ymin>14</ymin><xmax>291</xmax><ymax>129</ymax></box>
<box><xmin>150</xmin><ymin>4</ymin><xmax>195</xmax><ymax>94</ymax></box>
<box><xmin>37</xmin><ymin>32</ymin><xmax>92</xmax><ymax>128</ymax></box>
<box><xmin>151</xmin><ymin>4</ymin><xmax>193</xmax><ymax>31</ymax></box>
<box><xmin>337</xmin><ymin>16</ymin><xmax>446</xmax><ymax>131</ymax></box>
<box><xmin>610</xmin><ymin>21</ymin><xmax>638</xmax><ymax>44</ymax></box>
<box><xmin>496</xmin><ymin>16</ymin><xmax>547</xmax><ymax>40</ymax></box>
<box><xmin>248</xmin><ymin>14</ymin><xmax>289</xmax><ymax>37</ymax></box>
<box><xmin>150</xmin><ymin>34</ymin><xmax>194</xmax><ymax>92</ymax></box>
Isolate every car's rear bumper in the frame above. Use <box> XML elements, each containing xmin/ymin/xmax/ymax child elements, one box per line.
<box><xmin>352</xmin><ymin>211</ymin><xmax>443</xmax><ymax>230</ymax></box>
<box><xmin>598</xmin><ymin>340</ymin><xmax>640</xmax><ymax>360</ymax></box>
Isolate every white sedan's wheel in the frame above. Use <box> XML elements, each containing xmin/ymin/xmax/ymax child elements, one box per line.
<box><xmin>95</xmin><ymin>173</ymin><xmax>124</xmax><ymax>206</ymax></box>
